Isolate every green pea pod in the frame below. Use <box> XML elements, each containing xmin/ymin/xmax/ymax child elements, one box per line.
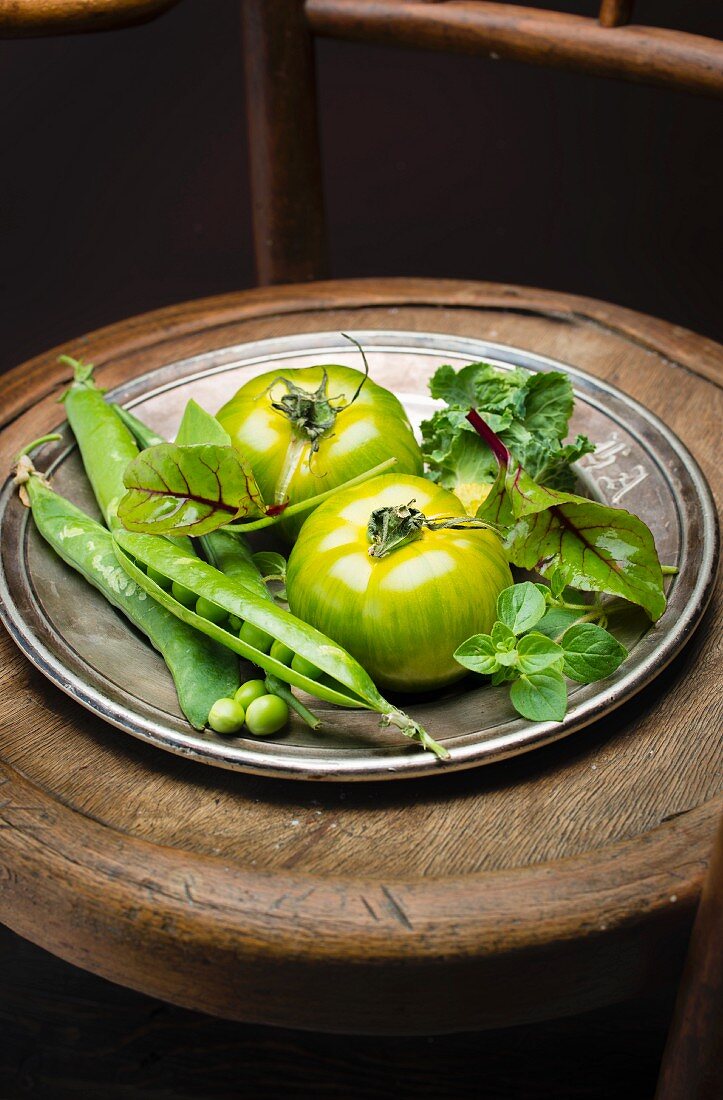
<box><xmin>20</xmin><ymin>469</ymin><xmax>238</xmax><ymax>729</ymax></box>
<box><xmin>112</xmin><ymin>404</ymin><xmax>164</xmax><ymax>449</ymax></box>
<box><xmin>200</xmin><ymin>528</ymin><xmax>272</xmax><ymax>605</ymax></box>
<box><xmin>112</xmin><ymin>528</ymin><xmax>447</xmax><ymax>758</ymax></box>
<box><xmin>59</xmin><ymin>357</ymin><xmax>139</xmax><ymax>523</ymax></box>
<box><xmin>57</xmin><ymin>359</ymin><xmax>237</xmax><ymax>716</ymax></box>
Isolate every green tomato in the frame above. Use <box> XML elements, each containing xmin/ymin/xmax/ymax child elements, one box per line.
<box><xmin>208</xmin><ymin>697</ymin><xmax>245</xmax><ymax>734</ymax></box>
<box><xmin>216</xmin><ymin>363</ymin><xmax>423</xmax><ymax>542</ymax></box>
<box><xmin>286</xmin><ymin>473</ymin><xmax>513</xmax><ymax>694</ymax></box>
<box><xmin>270</xmin><ymin>640</ymin><xmax>295</xmax><ymax>666</ymax></box>
<box><xmin>245</xmin><ymin>694</ymin><xmax>290</xmax><ymax>736</ymax></box>
<box><xmin>234</xmin><ymin>679</ymin><xmax>267</xmax><ymax>709</ymax></box>
<box><xmin>238</xmin><ymin>621</ymin><xmax>274</xmax><ymax>653</ymax></box>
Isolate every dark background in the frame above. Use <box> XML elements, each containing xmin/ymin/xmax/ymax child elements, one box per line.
<box><xmin>1</xmin><ymin>0</ymin><xmax>721</xmax><ymax>377</ymax></box>
<box><xmin>0</xmin><ymin>4</ymin><xmax>721</xmax><ymax>1096</ymax></box>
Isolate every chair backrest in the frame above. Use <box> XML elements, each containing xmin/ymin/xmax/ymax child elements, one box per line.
<box><xmin>240</xmin><ymin>0</ymin><xmax>723</xmax><ymax>285</ymax></box>
<box><xmin>3</xmin><ymin>1</ymin><xmax>721</xmax><ymax>283</ymax></box>
<box><xmin>0</xmin><ymin>0</ymin><xmax>179</xmax><ymax>36</ymax></box>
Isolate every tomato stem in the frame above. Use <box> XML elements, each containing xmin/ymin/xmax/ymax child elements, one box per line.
<box><xmin>367</xmin><ymin>502</ymin><xmax>494</xmax><ymax>558</ymax></box>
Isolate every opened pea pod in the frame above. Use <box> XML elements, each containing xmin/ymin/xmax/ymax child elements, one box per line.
<box><xmin>112</xmin><ymin>528</ymin><xmax>447</xmax><ymax>759</ymax></box>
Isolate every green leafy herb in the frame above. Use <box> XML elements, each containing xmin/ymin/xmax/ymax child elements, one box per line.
<box><xmin>496</xmin><ymin>580</ymin><xmax>547</xmax><ymax>635</ymax></box>
<box><xmin>509</xmin><ymin>669</ymin><xmax>568</xmax><ymax>723</ymax></box>
<box><xmin>118</xmin><ymin>441</ymin><xmax>266</xmax><ymax>536</ymax></box>
<box><xmin>421</xmin><ymin>361</ymin><xmax>594</xmax><ymax>508</ymax></box>
<box><xmin>560</xmin><ymin>623</ymin><xmax>628</xmax><ymax>684</ymax></box>
<box><xmin>454</xmin><ymin>582</ymin><xmax>628</xmax><ymax>723</ymax></box>
<box><xmin>252</xmin><ymin>551</ymin><xmax>287</xmax><ymax>581</ymax></box>
<box><xmin>468</xmin><ymin>411</ymin><xmax>666</xmax><ymax>622</ymax></box>
<box><xmin>516</xmin><ymin>633</ymin><xmax>565</xmax><ymax>675</ymax></box>
<box><xmin>175</xmin><ymin>398</ymin><xmax>232</xmax><ymax>448</ymax></box>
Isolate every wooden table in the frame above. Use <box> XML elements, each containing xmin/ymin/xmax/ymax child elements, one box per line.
<box><xmin>0</xmin><ymin>279</ymin><xmax>720</xmax><ymax>1035</ymax></box>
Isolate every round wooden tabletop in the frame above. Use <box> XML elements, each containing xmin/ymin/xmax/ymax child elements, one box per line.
<box><xmin>0</xmin><ymin>278</ymin><xmax>720</xmax><ymax>1035</ymax></box>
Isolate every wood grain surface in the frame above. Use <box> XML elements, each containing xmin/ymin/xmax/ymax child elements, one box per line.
<box><xmin>306</xmin><ymin>1</ymin><xmax>723</xmax><ymax>97</ymax></box>
<box><xmin>0</xmin><ymin>279</ymin><xmax>720</xmax><ymax>1033</ymax></box>
<box><xmin>0</xmin><ymin>0</ymin><xmax>180</xmax><ymax>37</ymax></box>
<box><xmin>242</xmin><ymin>0</ymin><xmax>328</xmax><ymax>286</ymax></box>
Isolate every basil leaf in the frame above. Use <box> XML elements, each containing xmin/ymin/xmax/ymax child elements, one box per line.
<box><xmin>549</xmin><ymin>569</ymin><xmax>567</xmax><ymax>599</ymax></box>
<box><xmin>497</xmin><ymin>582</ymin><xmax>547</xmax><ymax>635</ymax></box>
<box><xmin>491</xmin><ymin>665</ymin><xmax>519</xmax><ymax>686</ymax></box>
<box><xmin>516</xmin><ymin>633</ymin><xmax>565</xmax><ymax>674</ymax></box>
<box><xmin>561</xmin><ymin>623</ymin><xmax>628</xmax><ymax>683</ymax></box>
<box><xmin>252</xmin><ymin>551</ymin><xmax>287</xmax><ymax>579</ymax></box>
<box><xmin>118</xmin><ymin>442</ymin><xmax>265</xmax><ymax>536</ymax></box>
<box><xmin>509</xmin><ymin>670</ymin><xmax>567</xmax><ymax>722</ymax></box>
<box><xmin>453</xmin><ymin>634</ymin><xmax>499</xmax><ymax>676</ymax></box>
<box><xmin>534</xmin><ymin>605</ymin><xmax>582</xmax><ymax>640</ymax></box>
<box><xmin>175</xmin><ymin>398</ymin><xmax>232</xmax><ymax>447</ymax></box>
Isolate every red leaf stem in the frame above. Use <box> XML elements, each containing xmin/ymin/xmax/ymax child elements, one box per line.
<box><xmin>465</xmin><ymin>409</ymin><xmax>510</xmax><ymax>468</ymax></box>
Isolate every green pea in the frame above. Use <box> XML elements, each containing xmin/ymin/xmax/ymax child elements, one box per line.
<box><xmin>228</xmin><ymin>614</ymin><xmax>242</xmax><ymax>632</ymax></box>
<box><xmin>147</xmin><ymin>564</ymin><xmax>172</xmax><ymax>590</ymax></box>
<box><xmin>239</xmin><ymin>620</ymin><xmax>274</xmax><ymax>653</ymax></box>
<box><xmin>171</xmin><ymin>579</ymin><xmax>197</xmax><ymax>608</ymax></box>
<box><xmin>291</xmin><ymin>653</ymin><xmax>323</xmax><ymax>681</ymax></box>
<box><xmin>196</xmin><ymin>595</ymin><xmax>228</xmax><ymax>626</ymax></box>
<box><xmin>245</xmin><ymin>694</ymin><xmax>289</xmax><ymax>736</ymax></box>
<box><xmin>207</xmin><ymin>697</ymin><xmax>245</xmax><ymax>735</ymax></box>
<box><xmin>270</xmin><ymin>640</ymin><xmax>294</xmax><ymax>666</ymax></box>
<box><xmin>234</xmin><ymin>679</ymin><xmax>267</xmax><ymax>710</ymax></box>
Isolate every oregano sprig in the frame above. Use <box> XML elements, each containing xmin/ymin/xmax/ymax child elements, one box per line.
<box><xmin>454</xmin><ymin>582</ymin><xmax>628</xmax><ymax>723</ymax></box>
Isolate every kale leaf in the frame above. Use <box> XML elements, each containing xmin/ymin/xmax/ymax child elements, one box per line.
<box><xmin>421</xmin><ymin>362</ymin><xmax>594</xmax><ymax>502</ymax></box>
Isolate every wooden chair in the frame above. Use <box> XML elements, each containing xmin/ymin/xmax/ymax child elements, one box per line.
<box><xmin>239</xmin><ymin>0</ymin><xmax>723</xmax><ymax>286</ymax></box>
<box><xmin>4</xmin><ymin>1</ymin><xmax>722</xmax><ymax>282</ymax></box>
<box><xmin>0</xmin><ymin>4</ymin><xmax>721</xmax><ymax>1096</ymax></box>
<box><xmin>654</xmin><ymin>812</ymin><xmax>723</xmax><ymax>1100</ymax></box>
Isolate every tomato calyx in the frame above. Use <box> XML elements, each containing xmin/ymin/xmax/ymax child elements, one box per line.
<box><xmin>265</xmin><ymin>333</ymin><xmax>372</xmax><ymax>455</ymax></box>
<box><xmin>367</xmin><ymin>500</ymin><xmax>425</xmax><ymax>558</ymax></box>
<box><xmin>268</xmin><ymin>370</ymin><xmax>339</xmax><ymax>451</ymax></box>
<box><xmin>367</xmin><ymin>500</ymin><xmax>495</xmax><ymax>558</ymax></box>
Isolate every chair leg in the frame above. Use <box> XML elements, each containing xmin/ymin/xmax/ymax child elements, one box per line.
<box><xmin>655</xmin><ymin>811</ymin><xmax>723</xmax><ymax>1099</ymax></box>
<box><xmin>241</xmin><ymin>0</ymin><xmax>328</xmax><ymax>285</ymax></box>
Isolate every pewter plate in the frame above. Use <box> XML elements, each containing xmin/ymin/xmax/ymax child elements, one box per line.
<box><xmin>0</xmin><ymin>332</ymin><xmax>718</xmax><ymax>780</ymax></box>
